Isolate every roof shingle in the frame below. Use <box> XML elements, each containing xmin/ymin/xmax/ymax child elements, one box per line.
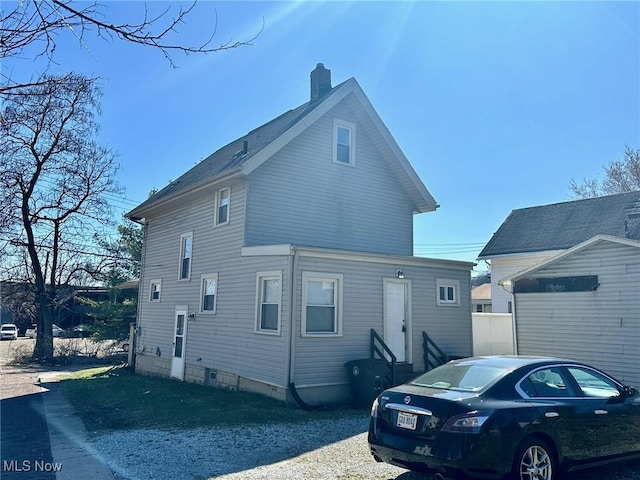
<box><xmin>128</xmin><ymin>78</ymin><xmax>350</xmax><ymax>217</ymax></box>
<box><xmin>478</xmin><ymin>191</ymin><xmax>640</xmax><ymax>258</ymax></box>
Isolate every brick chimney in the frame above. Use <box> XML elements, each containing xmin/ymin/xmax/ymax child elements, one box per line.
<box><xmin>310</xmin><ymin>63</ymin><xmax>332</xmax><ymax>102</ymax></box>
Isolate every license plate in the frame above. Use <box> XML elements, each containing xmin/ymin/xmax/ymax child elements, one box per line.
<box><xmin>396</xmin><ymin>411</ymin><xmax>418</xmax><ymax>430</ymax></box>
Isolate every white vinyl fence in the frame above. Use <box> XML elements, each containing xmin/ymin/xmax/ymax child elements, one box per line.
<box><xmin>471</xmin><ymin>313</ymin><xmax>515</xmax><ymax>356</ymax></box>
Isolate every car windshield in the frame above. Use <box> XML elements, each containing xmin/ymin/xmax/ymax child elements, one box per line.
<box><xmin>410</xmin><ymin>362</ymin><xmax>509</xmax><ymax>392</ymax></box>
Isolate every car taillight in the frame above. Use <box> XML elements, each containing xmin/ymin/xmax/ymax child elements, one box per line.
<box><xmin>371</xmin><ymin>397</ymin><xmax>379</xmax><ymax>418</ymax></box>
<box><xmin>441</xmin><ymin>411</ymin><xmax>491</xmax><ymax>433</ymax></box>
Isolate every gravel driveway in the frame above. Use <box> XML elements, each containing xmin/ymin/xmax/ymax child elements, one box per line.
<box><xmin>1</xmin><ymin>341</ymin><xmax>638</xmax><ymax>480</ymax></box>
<box><xmin>90</xmin><ymin>416</ymin><xmax>640</xmax><ymax>480</ymax></box>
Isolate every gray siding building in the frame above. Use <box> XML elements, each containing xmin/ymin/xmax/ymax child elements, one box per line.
<box><xmin>128</xmin><ymin>64</ymin><xmax>473</xmax><ymax>404</ymax></box>
<box><xmin>504</xmin><ymin>236</ymin><xmax>640</xmax><ymax>387</ymax></box>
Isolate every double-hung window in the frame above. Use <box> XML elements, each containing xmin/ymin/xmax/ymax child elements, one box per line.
<box><xmin>436</xmin><ymin>279</ymin><xmax>460</xmax><ymax>306</ymax></box>
<box><xmin>255</xmin><ymin>272</ymin><xmax>281</xmax><ymax>334</ymax></box>
<box><xmin>149</xmin><ymin>279</ymin><xmax>162</xmax><ymax>302</ymax></box>
<box><xmin>333</xmin><ymin>119</ymin><xmax>356</xmax><ymax>166</ymax></box>
<box><xmin>302</xmin><ymin>272</ymin><xmax>343</xmax><ymax>336</ymax></box>
<box><xmin>200</xmin><ymin>274</ymin><xmax>218</xmax><ymax>313</ymax></box>
<box><xmin>215</xmin><ymin>188</ymin><xmax>230</xmax><ymax>226</ymax></box>
<box><xmin>179</xmin><ymin>233</ymin><xmax>193</xmax><ymax>280</ymax></box>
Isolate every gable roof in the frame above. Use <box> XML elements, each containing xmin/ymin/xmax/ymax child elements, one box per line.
<box><xmin>471</xmin><ymin>283</ymin><xmax>491</xmax><ymax>301</ymax></box>
<box><xmin>499</xmin><ymin>235</ymin><xmax>640</xmax><ymax>285</ymax></box>
<box><xmin>127</xmin><ymin>75</ymin><xmax>437</xmax><ymax>220</ymax></box>
<box><xmin>478</xmin><ymin>191</ymin><xmax>640</xmax><ymax>259</ymax></box>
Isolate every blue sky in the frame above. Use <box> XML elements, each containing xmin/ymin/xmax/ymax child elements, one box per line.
<box><xmin>7</xmin><ymin>1</ymin><xmax>640</xmax><ymax>271</ymax></box>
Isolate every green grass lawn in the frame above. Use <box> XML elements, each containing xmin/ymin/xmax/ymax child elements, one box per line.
<box><xmin>60</xmin><ymin>364</ymin><xmax>366</xmax><ymax>432</ymax></box>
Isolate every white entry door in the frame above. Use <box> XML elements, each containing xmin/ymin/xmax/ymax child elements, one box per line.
<box><xmin>384</xmin><ymin>280</ymin><xmax>410</xmax><ymax>363</ymax></box>
<box><xmin>170</xmin><ymin>309</ymin><xmax>188</xmax><ymax>380</ymax></box>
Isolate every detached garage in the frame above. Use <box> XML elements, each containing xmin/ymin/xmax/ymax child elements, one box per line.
<box><xmin>502</xmin><ymin>235</ymin><xmax>640</xmax><ymax>388</ymax></box>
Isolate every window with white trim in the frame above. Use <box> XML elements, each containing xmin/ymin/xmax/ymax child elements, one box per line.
<box><xmin>437</xmin><ymin>279</ymin><xmax>460</xmax><ymax>306</ymax></box>
<box><xmin>302</xmin><ymin>272</ymin><xmax>343</xmax><ymax>335</ymax></box>
<box><xmin>179</xmin><ymin>233</ymin><xmax>193</xmax><ymax>280</ymax></box>
<box><xmin>200</xmin><ymin>274</ymin><xmax>218</xmax><ymax>313</ymax></box>
<box><xmin>255</xmin><ymin>272</ymin><xmax>281</xmax><ymax>334</ymax></box>
<box><xmin>215</xmin><ymin>188</ymin><xmax>230</xmax><ymax>226</ymax></box>
<box><xmin>149</xmin><ymin>279</ymin><xmax>162</xmax><ymax>302</ymax></box>
<box><xmin>333</xmin><ymin>119</ymin><xmax>356</xmax><ymax>166</ymax></box>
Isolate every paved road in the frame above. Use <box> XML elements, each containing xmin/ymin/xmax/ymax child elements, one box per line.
<box><xmin>0</xmin><ymin>339</ymin><xmax>115</xmax><ymax>480</ymax></box>
<box><xmin>1</xmin><ymin>367</ymin><xmax>56</xmax><ymax>480</ymax></box>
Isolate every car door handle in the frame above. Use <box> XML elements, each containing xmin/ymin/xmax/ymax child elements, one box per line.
<box><xmin>594</xmin><ymin>409</ymin><xmax>608</xmax><ymax>415</ymax></box>
<box><xmin>545</xmin><ymin>412</ymin><xmax>560</xmax><ymax>418</ymax></box>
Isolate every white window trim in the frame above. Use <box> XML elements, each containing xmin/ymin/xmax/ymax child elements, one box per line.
<box><xmin>149</xmin><ymin>279</ymin><xmax>162</xmax><ymax>302</ymax></box>
<box><xmin>332</xmin><ymin>119</ymin><xmax>356</xmax><ymax>167</ymax></box>
<box><xmin>199</xmin><ymin>273</ymin><xmax>218</xmax><ymax>314</ymax></box>
<box><xmin>178</xmin><ymin>232</ymin><xmax>193</xmax><ymax>281</ymax></box>
<box><xmin>214</xmin><ymin>187</ymin><xmax>231</xmax><ymax>226</ymax></box>
<box><xmin>436</xmin><ymin>278</ymin><xmax>460</xmax><ymax>307</ymax></box>
<box><xmin>302</xmin><ymin>272</ymin><xmax>343</xmax><ymax>337</ymax></box>
<box><xmin>254</xmin><ymin>271</ymin><xmax>282</xmax><ymax>335</ymax></box>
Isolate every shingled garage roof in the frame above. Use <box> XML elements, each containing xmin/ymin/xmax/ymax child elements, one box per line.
<box><xmin>478</xmin><ymin>191</ymin><xmax>640</xmax><ymax>258</ymax></box>
<box><xmin>127</xmin><ymin>69</ymin><xmax>437</xmax><ymax>221</ymax></box>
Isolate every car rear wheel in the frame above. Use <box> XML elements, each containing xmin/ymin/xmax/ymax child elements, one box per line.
<box><xmin>512</xmin><ymin>437</ymin><xmax>555</xmax><ymax>480</ymax></box>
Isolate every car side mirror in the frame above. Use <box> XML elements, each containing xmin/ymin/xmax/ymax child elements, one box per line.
<box><xmin>622</xmin><ymin>386</ymin><xmax>638</xmax><ymax>398</ymax></box>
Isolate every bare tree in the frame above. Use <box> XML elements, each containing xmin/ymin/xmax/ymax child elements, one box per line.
<box><xmin>0</xmin><ymin>73</ymin><xmax>121</xmax><ymax>361</ymax></box>
<box><xmin>570</xmin><ymin>146</ymin><xmax>640</xmax><ymax>199</ymax></box>
<box><xmin>1</xmin><ymin>0</ymin><xmax>258</xmax><ymax>95</ymax></box>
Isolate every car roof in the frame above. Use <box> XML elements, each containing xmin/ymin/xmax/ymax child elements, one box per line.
<box><xmin>450</xmin><ymin>355</ymin><xmax>577</xmax><ymax>369</ymax></box>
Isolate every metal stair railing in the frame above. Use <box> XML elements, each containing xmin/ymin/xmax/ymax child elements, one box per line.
<box><xmin>370</xmin><ymin>328</ymin><xmax>396</xmax><ymax>387</ymax></box>
<box><xmin>422</xmin><ymin>331</ymin><xmax>449</xmax><ymax>372</ymax></box>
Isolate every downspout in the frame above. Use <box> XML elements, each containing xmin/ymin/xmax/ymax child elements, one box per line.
<box><xmin>511</xmin><ymin>290</ymin><xmax>519</xmax><ymax>355</ymax></box>
<box><xmin>285</xmin><ymin>247</ymin><xmax>296</xmax><ymax>389</ymax></box>
<box><xmin>286</xmin><ymin>247</ymin><xmax>316</xmax><ymax>411</ymax></box>
<box><xmin>500</xmin><ymin>279</ymin><xmax>518</xmax><ymax>356</ymax></box>
<box><xmin>130</xmin><ymin>218</ymin><xmax>148</xmax><ymax>370</ymax></box>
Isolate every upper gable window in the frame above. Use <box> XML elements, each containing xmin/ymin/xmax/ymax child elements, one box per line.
<box><xmin>333</xmin><ymin>119</ymin><xmax>356</xmax><ymax>166</ymax></box>
<box><xmin>215</xmin><ymin>188</ymin><xmax>230</xmax><ymax>226</ymax></box>
<box><xmin>179</xmin><ymin>233</ymin><xmax>193</xmax><ymax>281</ymax></box>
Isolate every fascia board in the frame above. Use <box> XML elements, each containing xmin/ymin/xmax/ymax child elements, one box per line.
<box><xmin>477</xmin><ymin>249</ymin><xmax>564</xmax><ymax>261</ymax></box>
<box><xmin>241</xmin><ymin>245</ymin><xmax>294</xmax><ymax>256</ymax></box>
<box><xmin>241</xmin><ymin>244</ymin><xmax>474</xmax><ymax>270</ymax></box>
<box><xmin>349</xmin><ymin>85</ymin><xmax>438</xmax><ymax>213</ymax></box>
<box><xmin>295</xmin><ymin>246</ymin><xmax>475</xmax><ymax>271</ymax></box>
<box><xmin>240</xmin><ymin>78</ymin><xmax>438</xmax><ymax>214</ymax></box>
<box><xmin>241</xmin><ymin>81</ymin><xmax>356</xmax><ymax>176</ymax></box>
<box><xmin>500</xmin><ymin>234</ymin><xmax>640</xmax><ymax>285</ymax></box>
<box><xmin>127</xmin><ymin>167</ymin><xmax>243</xmax><ymax>220</ymax></box>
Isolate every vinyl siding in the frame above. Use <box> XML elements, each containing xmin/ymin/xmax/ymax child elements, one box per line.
<box><xmin>491</xmin><ymin>251</ymin><xmax>563</xmax><ymax>313</ymax></box>
<box><xmin>292</xmin><ymin>255</ymin><xmax>472</xmax><ymax>388</ymax></box>
<box><xmin>245</xmin><ymin>95</ymin><xmax>414</xmax><ymax>256</ymax></box>
<box><xmin>136</xmin><ymin>184</ymin><xmax>291</xmax><ymax>387</ymax></box>
<box><xmin>514</xmin><ymin>241</ymin><xmax>640</xmax><ymax>387</ymax></box>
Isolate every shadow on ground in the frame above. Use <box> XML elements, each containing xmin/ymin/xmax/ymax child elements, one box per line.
<box><xmin>390</xmin><ymin>458</ymin><xmax>640</xmax><ymax>480</ymax></box>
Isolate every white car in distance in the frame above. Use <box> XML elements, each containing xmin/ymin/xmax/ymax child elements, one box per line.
<box><xmin>25</xmin><ymin>324</ymin><xmax>65</xmax><ymax>338</ymax></box>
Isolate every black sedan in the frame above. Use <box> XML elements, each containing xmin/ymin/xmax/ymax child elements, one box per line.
<box><xmin>368</xmin><ymin>356</ymin><xmax>640</xmax><ymax>480</ymax></box>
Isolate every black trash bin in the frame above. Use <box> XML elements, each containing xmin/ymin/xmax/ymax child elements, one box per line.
<box><xmin>345</xmin><ymin>358</ymin><xmax>386</xmax><ymax>409</ymax></box>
